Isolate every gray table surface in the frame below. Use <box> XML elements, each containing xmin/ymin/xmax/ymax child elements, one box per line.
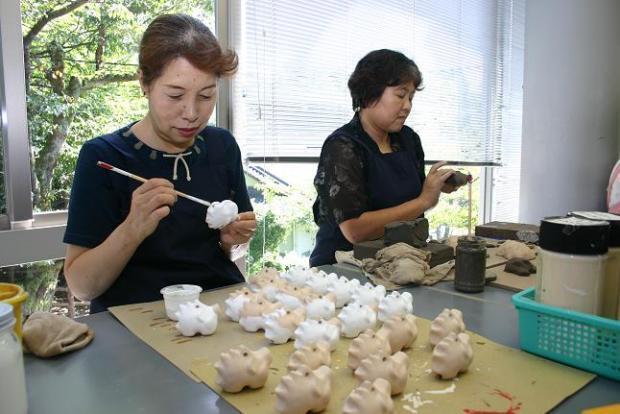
<box><xmin>25</xmin><ymin>264</ymin><xmax>619</xmax><ymax>413</ymax></box>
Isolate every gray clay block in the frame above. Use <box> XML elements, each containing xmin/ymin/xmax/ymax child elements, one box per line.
<box><xmin>424</xmin><ymin>242</ymin><xmax>455</xmax><ymax>268</ymax></box>
<box><xmin>384</xmin><ymin>218</ymin><xmax>429</xmax><ymax>248</ymax></box>
<box><xmin>353</xmin><ymin>239</ymin><xmax>385</xmax><ymax>260</ymax></box>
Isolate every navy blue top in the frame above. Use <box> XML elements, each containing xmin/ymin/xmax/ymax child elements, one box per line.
<box><xmin>310</xmin><ymin>115</ymin><xmax>425</xmax><ymax>266</ymax></box>
<box><xmin>64</xmin><ymin>124</ymin><xmax>252</xmax><ymax>312</ymax></box>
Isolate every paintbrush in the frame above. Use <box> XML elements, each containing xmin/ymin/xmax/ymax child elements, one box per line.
<box><xmin>96</xmin><ymin>161</ymin><xmax>211</xmax><ymax>207</ymax></box>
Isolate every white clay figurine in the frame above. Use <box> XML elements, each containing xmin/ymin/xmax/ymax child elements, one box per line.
<box><xmin>174</xmin><ymin>300</ymin><xmax>218</xmax><ymax>337</ymax></box>
<box><xmin>205</xmin><ymin>199</ymin><xmax>238</xmax><ymax>229</ymax></box>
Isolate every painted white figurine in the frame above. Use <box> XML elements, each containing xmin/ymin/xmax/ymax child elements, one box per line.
<box><xmin>224</xmin><ymin>288</ymin><xmax>263</xmax><ymax>322</ymax></box>
<box><xmin>205</xmin><ymin>199</ymin><xmax>238</xmax><ymax>229</ymax></box>
<box><xmin>429</xmin><ymin>308</ymin><xmax>466</xmax><ymax>346</ymax></box>
<box><xmin>328</xmin><ymin>277</ymin><xmax>361</xmax><ymax>308</ymax></box>
<box><xmin>431</xmin><ymin>332</ymin><xmax>473</xmax><ymax>379</ymax></box>
<box><xmin>275</xmin><ymin>365</ymin><xmax>332</xmax><ymax>414</ymax></box>
<box><xmin>377</xmin><ymin>291</ymin><xmax>413</xmax><ymax>322</ymax></box>
<box><xmin>238</xmin><ymin>297</ymin><xmax>281</xmax><ymax>332</ymax></box>
<box><xmin>294</xmin><ymin>319</ymin><xmax>340</xmax><ymax>351</ymax></box>
<box><xmin>351</xmin><ymin>283</ymin><xmax>386</xmax><ymax>310</ymax></box>
<box><xmin>338</xmin><ymin>302</ymin><xmax>377</xmax><ymax>338</ymax></box>
<box><xmin>305</xmin><ymin>271</ymin><xmax>339</xmax><ymax>295</ymax></box>
<box><xmin>282</xmin><ymin>266</ymin><xmax>314</xmax><ymax>287</ymax></box>
<box><xmin>354</xmin><ymin>351</ymin><xmax>409</xmax><ymax>395</ymax></box>
<box><xmin>214</xmin><ymin>345</ymin><xmax>272</xmax><ymax>393</ymax></box>
<box><xmin>174</xmin><ymin>300</ymin><xmax>219</xmax><ymax>337</ymax></box>
<box><xmin>342</xmin><ymin>378</ymin><xmax>394</xmax><ymax>414</ymax></box>
<box><xmin>264</xmin><ymin>307</ymin><xmax>306</xmax><ymax>344</ymax></box>
<box><xmin>305</xmin><ymin>293</ymin><xmax>336</xmax><ymax>320</ymax></box>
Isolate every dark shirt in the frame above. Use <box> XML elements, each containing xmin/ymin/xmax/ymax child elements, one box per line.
<box><xmin>64</xmin><ymin>124</ymin><xmax>252</xmax><ymax>312</ymax></box>
<box><xmin>310</xmin><ymin>114</ymin><xmax>426</xmax><ymax>266</ymax></box>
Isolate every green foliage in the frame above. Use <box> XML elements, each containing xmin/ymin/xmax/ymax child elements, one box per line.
<box><xmin>0</xmin><ymin>260</ymin><xmax>62</xmax><ymax>314</ymax></box>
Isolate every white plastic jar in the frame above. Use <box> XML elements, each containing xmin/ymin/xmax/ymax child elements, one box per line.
<box><xmin>160</xmin><ymin>284</ymin><xmax>203</xmax><ymax>320</ymax></box>
<box><xmin>536</xmin><ymin>216</ymin><xmax>609</xmax><ymax>315</ymax></box>
<box><xmin>0</xmin><ymin>302</ymin><xmax>28</xmax><ymax>414</ymax></box>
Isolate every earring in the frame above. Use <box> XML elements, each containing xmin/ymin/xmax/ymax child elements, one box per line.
<box><xmin>354</xmin><ymin>106</ymin><xmax>361</xmax><ymax>112</ymax></box>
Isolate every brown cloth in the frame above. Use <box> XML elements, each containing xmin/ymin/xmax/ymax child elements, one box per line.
<box><xmin>23</xmin><ymin>312</ymin><xmax>94</xmax><ymax>357</ymax></box>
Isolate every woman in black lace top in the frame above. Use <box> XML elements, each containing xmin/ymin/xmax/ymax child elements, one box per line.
<box><xmin>310</xmin><ymin>49</ymin><xmax>463</xmax><ymax>266</ymax></box>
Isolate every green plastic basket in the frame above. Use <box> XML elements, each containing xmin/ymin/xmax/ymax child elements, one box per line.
<box><xmin>512</xmin><ymin>288</ymin><xmax>620</xmax><ymax>380</ymax></box>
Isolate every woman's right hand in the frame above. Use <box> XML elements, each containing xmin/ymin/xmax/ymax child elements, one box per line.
<box><xmin>420</xmin><ymin>161</ymin><xmax>454</xmax><ymax>209</ymax></box>
<box><xmin>122</xmin><ymin>178</ymin><xmax>178</xmax><ymax>242</ymax></box>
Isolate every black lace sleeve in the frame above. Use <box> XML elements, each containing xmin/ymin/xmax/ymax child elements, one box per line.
<box><xmin>314</xmin><ymin>136</ymin><xmax>368</xmax><ymax>224</ymax></box>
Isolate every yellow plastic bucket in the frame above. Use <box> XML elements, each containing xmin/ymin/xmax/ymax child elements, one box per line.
<box><xmin>0</xmin><ymin>283</ymin><xmax>29</xmax><ymax>340</ymax></box>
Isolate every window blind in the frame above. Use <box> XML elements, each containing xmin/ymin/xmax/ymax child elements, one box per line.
<box><xmin>230</xmin><ymin>0</ymin><xmax>524</xmax><ymax>166</ymax></box>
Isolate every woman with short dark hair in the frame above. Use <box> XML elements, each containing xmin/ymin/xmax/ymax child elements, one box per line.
<box><xmin>64</xmin><ymin>14</ymin><xmax>256</xmax><ymax>312</ymax></box>
<box><xmin>310</xmin><ymin>49</ymin><xmax>461</xmax><ymax>267</ymax></box>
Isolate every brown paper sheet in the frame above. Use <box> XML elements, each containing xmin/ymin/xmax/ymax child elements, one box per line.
<box><xmin>109</xmin><ymin>285</ymin><xmax>594</xmax><ymax>414</ymax></box>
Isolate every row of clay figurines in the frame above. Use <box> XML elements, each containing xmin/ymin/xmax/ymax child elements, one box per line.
<box><xmin>171</xmin><ymin>267</ymin><xmax>473</xmax><ymax>413</ymax></box>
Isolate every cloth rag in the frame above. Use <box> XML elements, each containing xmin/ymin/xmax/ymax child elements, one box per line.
<box><xmin>23</xmin><ymin>311</ymin><xmax>94</xmax><ymax>358</ymax></box>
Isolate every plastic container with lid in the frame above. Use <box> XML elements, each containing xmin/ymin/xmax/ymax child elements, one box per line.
<box><xmin>0</xmin><ymin>283</ymin><xmax>28</xmax><ymax>341</ymax></box>
<box><xmin>160</xmin><ymin>284</ymin><xmax>203</xmax><ymax>320</ymax></box>
<box><xmin>0</xmin><ymin>302</ymin><xmax>28</xmax><ymax>414</ymax></box>
<box><xmin>536</xmin><ymin>216</ymin><xmax>609</xmax><ymax>315</ymax></box>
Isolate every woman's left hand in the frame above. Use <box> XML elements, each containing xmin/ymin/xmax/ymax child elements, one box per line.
<box><xmin>220</xmin><ymin>211</ymin><xmax>257</xmax><ymax>246</ymax></box>
<box><xmin>441</xmin><ymin>183</ymin><xmax>459</xmax><ymax>193</ymax></box>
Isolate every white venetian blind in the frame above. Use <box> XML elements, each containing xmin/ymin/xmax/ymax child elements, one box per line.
<box><xmin>230</xmin><ymin>0</ymin><xmax>523</xmax><ymax>166</ymax></box>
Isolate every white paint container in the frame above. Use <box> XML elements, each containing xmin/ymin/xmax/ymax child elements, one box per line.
<box><xmin>536</xmin><ymin>216</ymin><xmax>609</xmax><ymax>315</ymax></box>
<box><xmin>160</xmin><ymin>284</ymin><xmax>203</xmax><ymax>321</ymax></box>
<box><xmin>0</xmin><ymin>303</ymin><xmax>28</xmax><ymax>414</ymax></box>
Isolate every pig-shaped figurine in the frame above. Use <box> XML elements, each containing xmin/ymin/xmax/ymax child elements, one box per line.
<box><xmin>431</xmin><ymin>332</ymin><xmax>473</xmax><ymax>379</ymax></box>
<box><xmin>347</xmin><ymin>329</ymin><xmax>392</xmax><ymax>370</ymax></box>
<box><xmin>294</xmin><ymin>319</ymin><xmax>340</xmax><ymax>351</ymax></box>
<box><xmin>354</xmin><ymin>352</ymin><xmax>409</xmax><ymax>396</ymax></box>
<box><xmin>214</xmin><ymin>345</ymin><xmax>272</xmax><ymax>393</ymax></box>
<box><xmin>377</xmin><ymin>291</ymin><xmax>413</xmax><ymax>322</ymax></box>
<box><xmin>376</xmin><ymin>314</ymin><xmax>418</xmax><ymax>353</ymax></box>
<box><xmin>264</xmin><ymin>307</ymin><xmax>306</xmax><ymax>344</ymax></box>
<box><xmin>305</xmin><ymin>293</ymin><xmax>336</xmax><ymax>320</ymax></box>
<box><xmin>205</xmin><ymin>200</ymin><xmax>238</xmax><ymax>229</ymax></box>
<box><xmin>224</xmin><ymin>288</ymin><xmax>263</xmax><ymax>322</ymax></box>
<box><xmin>305</xmin><ymin>271</ymin><xmax>339</xmax><ymax>295</ymax></box>
<box><xmin>351</xmin><ymin>283</ymin><xmax>386</xmax><ymax>310</ymax></box>
<box><xmin>429</xmin><ymin>308</ymin><xmax>466</xmax><ymax>347</ymax></box>
<box><xmin>174</xmin><ymin>300</ymin><xmax>219</xmax><ymax>337</ymax></box>
<box><xmin>343</xmin><ymin>378</ymin><xmax>394</xmax><ymax>414</ymax></box>
<box><xmin>287</xmin><ymin>341</ymin><xmax>332</xmax><ymax>372</ymax></box>
<box><xmin>327</xmin><ymin>277</ymin><xmax>361</xmax><ymax>308</ymax></box>
<box><xmin>238</xmin><ymin>297</ymin><xmax>281</xmax><ymax>332</ymax></box>
<box><xmin>338</xmin><ymin>302</ymin><xmax>377</xmax><ymax>338</ymax></box>
<box><xmin>282</xmin><ymin>266</ymin><xmax>314</xmax><ymax>287</ymax></box>
<box><xmin>275</xmin><ymin>365</ymin><xmax>332</xmax><ymax>414</ymax></box>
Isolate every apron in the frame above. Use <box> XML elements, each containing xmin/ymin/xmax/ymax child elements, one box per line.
<box><xmin>309</xmin><ymin>126</ymin><xmax>423</xmax><ymax>266</ymax></box>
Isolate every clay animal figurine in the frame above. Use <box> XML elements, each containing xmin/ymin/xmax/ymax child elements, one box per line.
<box><xmin>279</xmin><ymin>284</ymin><xmax>315</xmax><ymax>300</ymax></box>
<box><xmin>238</xmin><ymin>297</ymin><xmax>281</xmax><ymax>332</ymax></box>
<box><xmin>287</xmin><ymin>341</ymin><xmax>332</xmax><ymax>372</ymax></box>
<box><xmin>347</xmin><ymin>329</ymin><xmax>392</xmax><ymax>370</ymax></box>
<box><xmin>305</xmin><ymin>271</ymin><xmax>339</xmax><ymax>295</ymax></box>
<box><xmin>264</xmin><ymin>307</ymin><xmax>306</xmax><ymax>344</ymax></box>
<box><xmin>338</xmin><ymin>302</ymin><xmax>377</xmax><ymax>338</ymax></box>
<box><xmin>275</xmin><ymin>365</ymin><xmax>332</xmax><ymax>414</ymax></box>
<box><xmin>342</xmin><ymin>378</ymin><xmax>394</xmax><ymax>414</ymax></box>
<box><xmin>429</xmin><ymin>308</ymin><xmax>466</xmax><ymax>346</ymax></box>
<box><xmin>294</xmin><ymin>319</ymin><xmax>340</xmax><ymax>351</ymax></box>
<box><xmin>274</xmin><ymin>291</ymin><xmax>304</xmax><ymax>310</ymax></box>
<box><xmin>376</xmin><ymin>314</ymin><xmax>418</xmax><ymax>353</ymax></box>
<box><xmin>214</xmin><ymin>345</ymin><xmax>272</xmax><ymax>393</ymax></box>
<box><xmin>354</xmin><ymin>351</ymin><xmax>409</xmax><ymax>395</ymax></box>
<box><xmin>431</xmin><ymin>332</ymin><xmax>473</xmax><ymax>379</ymax></box>
<box><xmin>224</xmin><ymin>288</ymin><xmax>263</xmax><ymax>322</ymax></box>
<box><xmin>282</xmin><ymin>266</ymin><xmax>314</xmax><ymax>287</ymax></box>
<box><xmin>305</xmin><ymin>293</ymin><xmax>337</xmax><ymax>320</ymax></box>
<box><xmin>327</xmin><ymin>276</ymin><xmax>361</xmax><ymax>308</ymax></box>
<box><xmin>377</xmin><ymin>291</ymin><xmax>413</xmax><ymax>322</ymax></box>
<box><xmin>174</xmin><ymin>300</ymin><xmax>219</xmax><ymax>337</ymax></box>
<box><xmin>205</xmin><ymin>199</ymin><xmax>238</xmax><ymax>229</ymax></box>
<box><xmin>250</xmin><ymin>268</ymin><xmax>288</xmax><ymax>302</ymax></box>
<box><xmin>351</xmin><ymin>283</ymin><xmax>386</xmax><ymax>310</ymax></box>
<box><xmin>496</xmin><ymin>240</ymin><xmax>536</xmax><ymax>261</ymax></box>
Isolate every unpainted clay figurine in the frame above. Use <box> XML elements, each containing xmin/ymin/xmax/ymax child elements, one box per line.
<box><xmin>305</xmin><ymin>271</ymin><xmax>339</xmax><ymax>295</ymax></box>
<box><xmin>354</xmin><ymin>351</ymin><xmax>409</xmax><ymax>395</ymax></box>
<box><xmin>294</xmin><ymin>318</ymin><xmax>340</xmax><ymax>351</ymax></box>
<box><xmin>250</xmin><ymin>271</ymin><xmax>288</xmax><ymax>302</ymax></box>
<box><xmin>264</xmin><ymin>307</ymin><xmax>306</xmax><ymax>344</ymax></box>
<box><xmin>351</xmin><ymin>283</ymin><xmax>386</xmax><ymax>310</ymax></box>
<box><xmin>496</xmin><ymin>240</ymin><xmax>536</xmax><ymax>261</ymax></box>
<box><xmin>305</xmin><ymin>293</ymin><xmax>337</xmax><ymax>320</ymax></box>
<box><xmin>205</xmin><ymin>200</ymin><xmax>238</xmax><ymax>229</ymax></box>
<box><xmin>238</xmin><ymin>297</ymin><xmax>281</xmax><ymax>332</ymax></box>
<box><xmin>347</xmin><ymin>328</ymin><xmax>392</xmax><ymax>370</ymax></box>
<box><xmin>224</xmin><ymin>288</ymin><xmax>264</xmax><ymax>322</ymax></box>
<box><xmin>377</xmin><ymin>291</ymin><xmax>413</xmax><ymax>322</ymax></box>
<box><xmin>342</xmin><ymin>378</ymin><xmax>394</xmax><ymax>414</ymax></box>
<box><xmin>279</xmin><ymin>284</ymin><xmax>315</xmax><ymax>300</ymax></box>
<box><xmin>175</xmin><ymin>300</ymin><xmax>219</xmax><ymax>336</ymax></box>
<box><xmin>274</xmin><ymin>291</ymin><xmax>304</xmax><ymax>310</ymax></box>
<box><xmin>338</xmin><ymin>302</ymin><xmax>377</xmax><ymax>338</ymax></box>
<box><xmin>287</xmin><ymin>341</ymin><xmax>332</xmax><ymax>372</ymax></box>
<box><xmin>429</xmin><ymin>308</ymin><xmax>466</xmax><ymax>346</ymax></box>
<box><xmin>275</xmin><ymin>365</ymin><xmax>332</xmax><ymax>414</ymax></box>
<box><xmin>327</xmin><ymin>276</ymin><xmax>361</xmax><ymax>308</ymax></box>
<box><xmin>376</xmin><ymin>313</ymin><xmax>418</xmax><ymax>353</ymax></box>
<box><xmin>431</xmin><ymin>332</ymin><xmax>473</xmax><ymax>379</ymax></box>
<box><xmin>214</xmin><ymin>345</ymin><xmax>272</xmax><ymax>393</ymax></box>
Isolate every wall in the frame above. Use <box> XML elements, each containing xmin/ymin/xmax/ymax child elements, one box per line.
<box><xmin>519</xmin><ymin>0</ymin><xmax>620</xmax><ymax>224</ymax></box>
